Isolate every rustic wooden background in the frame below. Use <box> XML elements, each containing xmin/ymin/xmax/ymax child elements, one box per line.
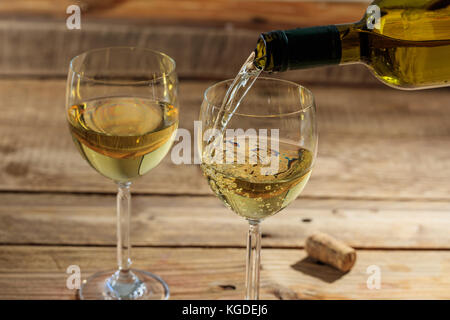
<box><xmin>0</xmin><ymin>0</ymin><xmax>449</xmax><ymax>299</ymax></box>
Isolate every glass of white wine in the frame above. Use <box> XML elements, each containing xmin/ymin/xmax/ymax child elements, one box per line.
<box><xmin>199</xmin><ymin>78</ymin><xmax>317</xmax><ymax>299</ymax></box>
<box><xmin>66</xmin><ymin>47</ymin><xmax>178</xmax><ymax>300</ymax></box>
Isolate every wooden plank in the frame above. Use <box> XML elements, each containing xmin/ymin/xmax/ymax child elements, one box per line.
<box><xmin>0</xmin><ymin>18</ymin><xmax>380</xmax><ymax>83</ymax></box>
<box><xmin>0</xmin><ymin>0</ymin><xmax>369</xmax><ymax>30</ymax></box>
<box><xmin>1</xmin><ymin>193</ymin><xmax>450</xmax><ymax>249</ymax></box>
<box><xmin>0</xmin><ymin>79</ymin><xmax>450</xmax><ymax>200</ymax></box>
<box><xmin>0</xmin><ymin>245</ymin><xmax>449</xmax><ymax>299</ymax></box>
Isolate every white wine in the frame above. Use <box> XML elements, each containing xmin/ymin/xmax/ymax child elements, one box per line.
<box><xmin>212</xmin><ymin>52</ymin><xmax>262</xmax><ymax>136</ymax></box>
<box><xmin>255</xmin><ymin>0</ymin><xmax>450</xmax><ymax>89</ymax></box>
<box><xmin>201</xmin><ymin>139</ymin><xmax>313</xmax><ymax>220</ymax></box>
<box><xmin>68</xmin><ymin>97</ymin><xmax>178</xmax><ymax>182</ymax></box>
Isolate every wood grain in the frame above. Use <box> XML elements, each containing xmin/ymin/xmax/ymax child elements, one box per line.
<box><xmin>0</xmin><ymin>1</ymin><xmax>448</xmax><ymax>301</ymax></box>
<box><xmin>0</xmin><ymin>17</ymin><xmax>380</xmax><ymax>84</ymax></box>
<box><xmin>0</xmin><ymin>0</ymin><xmax>369</xmax><ymax>30</ymax></box>
<box><xmin>1</xmin><ymin>193</ymin><xmax>449</xmax><ymax>249</ymax></box>
<box><xmin>0</xmin><ymin>245</ymin><xmax>449</xmax><ymax>299</ymax></box>
<box><xmin>0</xmin><ymin>79</ymin><xmax>449</xmax><ymax>200</ymax></box>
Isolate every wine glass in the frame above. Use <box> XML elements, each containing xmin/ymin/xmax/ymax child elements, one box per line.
<box><xmin>199</xmin><ymin>77</ymin><xmax>317</xmax><ymax>299</ymax></box>
<box><xmin>66</xmin><ymin>47</ymin><xmax>178</xmax><ymax>300</ymax></box>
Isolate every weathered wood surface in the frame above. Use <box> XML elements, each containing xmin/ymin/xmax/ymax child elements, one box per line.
<box><xmin>0</xmin><ymin>0</ymin><xmax>369</xmax><ymax>30</ymax></box>
<box><xmin>0</xmin><ymin>79</ymin><xmax>449</xmax><ymax>200</ymax></box>
<box><xmin>0</xmin><ymin>3</ymin><xmax>449</xmax><ymax>300</ymax></box>
<box><xmin>1</xmin><ymin>193</ymin><xmax>449</xmax><ymax>249</ymax></box>
<box><xmin>0</xmin><ymin>19</ymin><xmax>379</xmax><ymax>84</ymax></box>
<box><xmin>1</xmin><ymin>246</ymin><xmax>449</xmax><ymax>300</ymax></box>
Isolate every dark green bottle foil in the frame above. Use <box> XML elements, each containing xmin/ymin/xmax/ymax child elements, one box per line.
<box><xmin>258</xmin><ymin>25</ymin><xmax>342</xmax><ymax>72</ymax></box>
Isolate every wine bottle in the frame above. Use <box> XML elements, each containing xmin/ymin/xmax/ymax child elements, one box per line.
<box><xmin>254</xmin><ymin>0</ymin><xmax>450</xmax><ymax>89</ymax></box>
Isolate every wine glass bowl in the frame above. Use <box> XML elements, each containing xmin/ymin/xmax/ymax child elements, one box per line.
<box><xmin>66</xmin><ymin>47</ymin><xmax>178</xmax><ymax>300</ymax></box>
<box><xmin>199</xmin><ymin>77</ymin><xmax>317</xmax><ymax>299</ymax></box>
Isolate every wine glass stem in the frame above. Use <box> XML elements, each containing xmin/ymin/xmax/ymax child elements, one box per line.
<box><xmin>245</xmin><ymin>219</ymin><xmax>261</xmax><ymax>300</ymax></box>
<box><xmin>117</xmin><ymin>182</ymin><xmax>132</xmax><ymax>279</ymax></box>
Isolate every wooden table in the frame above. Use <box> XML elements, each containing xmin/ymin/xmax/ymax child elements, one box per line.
<box><xmin>1</xmin><ymin>0</ymin><xmax>450</xmax><ymax>299</ymax></box>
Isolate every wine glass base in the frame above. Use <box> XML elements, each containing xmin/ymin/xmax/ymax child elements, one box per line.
<box><xmin>79</xmin><ymin>269</ymin><xmax>170</xmax><ymax>300</ymax></box>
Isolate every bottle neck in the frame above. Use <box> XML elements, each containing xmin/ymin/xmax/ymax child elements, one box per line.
<box><xmin>336</xmin><ymin>23</ymin><xmax>365</xmax><ymax>65</ymax></box>
<box><xmin>256</xmin><ymin>23</ymin><xmax>364</xmax><ymax>72</ymax></box>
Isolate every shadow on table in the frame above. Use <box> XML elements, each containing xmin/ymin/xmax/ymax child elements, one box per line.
<box><xmin>290</xmin><ymin>257</ymin><xmax>346</xmax><ymax>283</ymax></box>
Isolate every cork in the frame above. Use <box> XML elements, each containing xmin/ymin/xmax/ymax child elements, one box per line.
<box><xmin>305</xmin><ymin>232</ymin><xmax>356</xmax><ymax>272</ymax></box>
